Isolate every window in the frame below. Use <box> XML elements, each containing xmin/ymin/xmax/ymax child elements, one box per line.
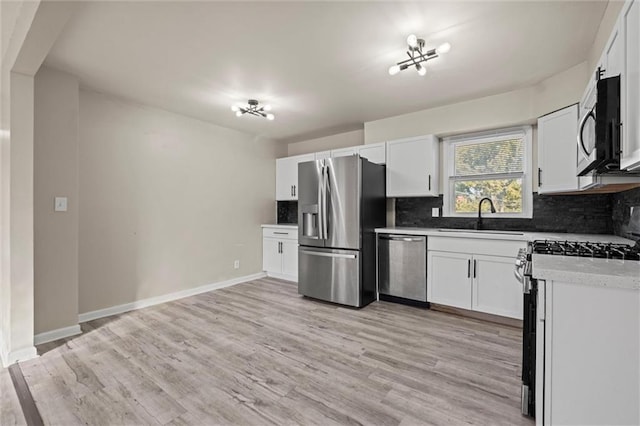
<box><xmin>443</xmin><ymin>127</ymin><xmax>533</xmax><ymax>218</ymax></box>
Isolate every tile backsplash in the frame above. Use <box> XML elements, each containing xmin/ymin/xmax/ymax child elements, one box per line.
<box><xmin>612</xmin><ymin>187</ymin><xmax>640</xmax><ymax>242</ymax></box>
<box><xmin>277</xmin><ymin>187</ymin><xmax>640</xmax><ymax>241</ymax></box>
<box><xmin>277</xmin><ymin>201</ymin><xmax>298</xmax><ymax>224</ymax></box>
<box><xmin>395</xmin><ymin>193</ymin><xmax>613</xmax><ymax>234</ymax></box>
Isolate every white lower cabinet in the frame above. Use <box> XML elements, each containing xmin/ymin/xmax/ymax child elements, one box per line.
<box><xmin>262</xmin><ymin>226</ymin><xmax>298</xmax><ymax>281</ymax></box>
<box><xmin>427</xmin><ymin>237</ymin><xmax>525</xmax><ymax>319</ymax></box>
<box><xmin>427</xmin><ymin>251</ymin><xmax>471</xmax><ymax>309</ymax></box>
<box><xmin>472</xmin><ymin>255</ymin><xmax>523</xmax><ymax>318</ymax></box>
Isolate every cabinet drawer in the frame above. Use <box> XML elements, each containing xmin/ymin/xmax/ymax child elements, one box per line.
<box><xmin>429</xmin><ymin>236</ymin><xmax>526</xmax><ymax>258</ymax></box>
<box><xmin>263</xmin><ymin>227</ymin><xmax>298</xmax><ymax>240</ymax></box>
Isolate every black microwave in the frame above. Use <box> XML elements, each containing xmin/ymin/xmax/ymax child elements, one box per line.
<box><xmin>577</xmin><ymin>74</ymin><xmax>621</xmax><ymax>176</ymax></box>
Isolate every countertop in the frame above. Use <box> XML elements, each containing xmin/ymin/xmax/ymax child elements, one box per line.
<box><xmin>261</xmin><ymin>224</ymin><xmax>298</xmax><ymax>229</ymax></box>
<box><xmin>532</xmin><ymin>254</ymin><xmax>640</xmax><ymax>290</ymax></box>
<box><xmin>375</xmin><ymin>227</ymin><xmax>639</xmax><ymax>290</ymax></box>
<box><xmin>375</xmin><ymin>227</ymin><xmax>634</xmax><ymax>245</ymax></box>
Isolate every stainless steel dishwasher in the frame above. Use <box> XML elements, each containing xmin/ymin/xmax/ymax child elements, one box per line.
<box><xmin>378</xmin><ymin>234</ymin><xmax>427</xmax><ymax>304</ymax></box>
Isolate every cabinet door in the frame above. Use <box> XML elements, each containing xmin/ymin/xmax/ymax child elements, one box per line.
<box><xmin>604</xmin><ymin>23</ymin><xmax>623</xmax><ymax>78</ymax></box>
<box><xmin>331</xmin><ymin>147</ymin><xmax>358</xmax><ymax>158</ymax></box>
<box><xmin>359</xmin><ymin>142</ymin><xmax>386</xmax><ymax>164</ymax></box>
<box><xmin>275</xmin><ymin>154</ymin><xmax>314</xmax><ymax>200</ymax></box>
<box><xmin>276</xmin><ymin>157</ymin><xmax>296</xmax><ymax>201</ymax></box>
<box><xmin>386</xmin><ymin>136</ymin><xmax>439</xmax><ymax>197</ymax></box>
<box><xmin>622</xmin><ymin>0</ymin><xmax>640</xmax><ymax>170</ymax></box>
<box><xmin>471</xmin><ymin>255</ymin><xmax>523</xmax><ymax>319</ymax></box>
<box><xmin>281</xmin><ymin>240</ymin><xmax>298</xmax><ymax>280</ymax></box>
<box><xmin>263</xmin><ymin>238</ymin><xmax>282</xmax><ymax>274</ymax></box>
<box><xmin>427</xmin><ymin>251</ymin><xmax>472</xmax><ymax>309</ymax></box>
<box><xmin>537</xmin><ymin>105</ymin><xmax>579</xmax><ymax>193</ymax></box>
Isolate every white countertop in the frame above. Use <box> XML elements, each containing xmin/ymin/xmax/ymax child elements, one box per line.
<box><xmin>375</xmin><ymin>227</ymin><xmax>634</xmax><ymax>245</ymax></box>
<box><xmin>532</xmin><ymin>254</ymin><xmax>640</xmax><ymax>290</ymax></box>
<box><xmin>261</xmin><ymin>224</ymin><xmax>298</xmax><ymax>229</ymax></box>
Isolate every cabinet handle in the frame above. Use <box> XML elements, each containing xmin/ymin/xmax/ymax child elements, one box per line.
<box><xmin>291</xmin><ymin>185</ymin><xmax>294</xmax><ymax>196</ymax></box>
<box><xmin>428</xmin><ymin>174</ymin><xmax>431</xmax><ymax>191</ymax></box>
<box><xmin>293</xmin><ymin>185</ymin><xmax>296</xmax><ymax>197</ymax></box>
<box><xmin>273</xmin><ymin>232</ymin><xmax>288</xmax><ymax>235</ymax></box>
<box><xmin>538</xmin><ymin>168</ymin><xmax>542</xmax><ymax>186</ymax></box>
<box><xmin>467</xmin><ymin>259</ymin><xmax>471</xmax><ymax>278</ymax></box>
<box><xmin>473</xmin><ymin>259</ymin><xmax>477</xmax><ymax>278</ymax></box>
<box><xmin>279</xmin><ymin>242</ymin><xmax>283</xmax><ymax>253</ymax></box>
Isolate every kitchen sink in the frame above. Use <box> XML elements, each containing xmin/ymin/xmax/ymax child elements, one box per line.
<box><xmin>437</xmin><ymin>229</ymin><xmax>525</xmax><ymax>236</ymax></box>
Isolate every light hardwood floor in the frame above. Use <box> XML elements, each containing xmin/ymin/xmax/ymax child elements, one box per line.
<box><xmin>1</xmin><ymin>366</ymin><xmax>27</xmax><ymax>426</ymax></box>
<box><xmin>19</xmin><ymin>277</ymin><xmax>533</xmax><ymax>425</ymax></box>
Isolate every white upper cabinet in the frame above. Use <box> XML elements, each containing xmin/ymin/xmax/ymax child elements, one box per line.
<box><xmin>386</xmin><ymin>135</ymin><xmax>439</xmax><ymax>197</ymax></box>
<box><xmin>330</xmin><ymin>147</ymin><xmax>358</xmax><ymax>158</ymax></box>
<box><xmin>314</xmin><ymin>150</ymin><xmax>331</xmax><ymax>160</ymax></box>
<box><xmin>275</xmin><ymin>153</ymin><xmax>314</xmax><ymax>201</ymax></box>
<box><xmin>358</xmin><ymin>142</ymin><xmax>386</xmax><ymax>165</ymax></box>
<box><xmin>622</xmin><ymin>0</ymin><xmax>640</xmax><ymax>170</ymax></box>
<box><xmin>603</xmin><ymin>22</ymin><xmax>623</xmax><ymax>78</ymax></box>
<box><xmin>538</xmin><ymin>104</ymin><xmax>579</xmax><ymax>194</ymax></box>
<box><xmin>329</xmin><ymin>143</ymin><xmax>386</xmax><ymax>164</ymax></box>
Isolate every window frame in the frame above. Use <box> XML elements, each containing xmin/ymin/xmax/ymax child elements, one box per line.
<box><xmin>442</xmin><ymin>126</ymin><xmax>533</xmax><ymax>219</ymax></box>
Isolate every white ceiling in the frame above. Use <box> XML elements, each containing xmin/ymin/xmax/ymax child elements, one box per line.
<box><xmin>45</xmin><ymin>1</ymin><xmax>607</xmax><ymax>143</ymax></box>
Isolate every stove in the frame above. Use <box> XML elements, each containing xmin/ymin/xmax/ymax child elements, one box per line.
<box><xmin>515</xmin><ymin>237</ymin><xmax>639</xmax><ymax>419</ymax></box>
<box><xmin>531</xmin><ymin>239</ymin><xmax>640</xmax><ymax>261</ymax></box>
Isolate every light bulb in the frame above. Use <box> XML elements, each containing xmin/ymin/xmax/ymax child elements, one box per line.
<box><xmin>263</xmin><ymin>104</ymin><xmax>272</xmax><ymax>111</ymax></box>
<box><xmin>407</xmin><ymin>34</ymin><xmax>418</xmax><ymax>48</ymax></box>
<box><xmin>266</xmin><ymin>113</ymin><xmax>275</xmax><ymax>121</ymax></box>
<box><xmin>235</xmin><ymin>111</ymin><xmax>243</xmax><ymax>117</ymax></box>
<box><xmin>436</xmin><ymin>42</ymin><xmax>451</xmax><ymax>54</ymax></box>
<box><xmin>231</xmin><ymin>105</ymin><xmax>239</xmax><ymax>112</ymax></box>
<box><xmin>388</xmin><ymin>64</ymin><xmax>401</xmax><ymax>75</ymax></box>
<box><xmin>417</xmin><ymin>64</ymin><xmax>427</xmax><ymax>76</ymax></box>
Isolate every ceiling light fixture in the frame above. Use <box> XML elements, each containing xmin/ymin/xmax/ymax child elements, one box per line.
<box><xmin>231</xmin><ymin>99</ymin><xmax>275</xmax><ymax>120</ymax></box>
<box><xmin>389</xmin><ymin>35</ymin><xmax>450</xmax><ymax>76</ymax></box>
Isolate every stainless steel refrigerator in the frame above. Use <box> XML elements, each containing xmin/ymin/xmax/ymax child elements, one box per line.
<box><xmin>297</xmin><ymin>155</ymin><xmax>385</xmax><ymax>308</ymax></box>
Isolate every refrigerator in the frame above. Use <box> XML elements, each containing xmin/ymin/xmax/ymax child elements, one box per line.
<box><xmin>297</xmin><ymin>155</ymin><xmax>386</xmax><ymax>308</ymax></box>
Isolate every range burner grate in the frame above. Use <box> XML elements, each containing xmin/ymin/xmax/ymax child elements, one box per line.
<box><xmin>532</xmin><ymin>240</ymin><xmax>640</xmax><ymax>261</ymax></box>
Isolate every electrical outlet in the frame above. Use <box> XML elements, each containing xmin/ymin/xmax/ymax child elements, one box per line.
<box><xmin>234</xmin><ymin>260</ymin><xmax>240</xmax><ymax>269</ymax></box>
<box><xmin>432</xmin><ymin>207</ymin><xmax>440</xmax><ymax>217</ymax></box>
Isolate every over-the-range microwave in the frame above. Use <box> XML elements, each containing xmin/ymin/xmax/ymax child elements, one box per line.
<box><xmin>577</xmin><ymin>74</ymin><xmax>622</xmax><ymax>176</ymax></box>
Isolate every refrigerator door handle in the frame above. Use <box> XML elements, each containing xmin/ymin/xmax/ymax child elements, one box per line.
<box><xmin>317</xmin><ymin>164</ymin><xmax>325</xmax><ymax>240</ymax></box>
<box><xmin>321</xmin><ymin>163</ymin><xmax>329</xmax><ymax>240</ymax></box>
<box><xmin>300</xmin><ymin>250</ymin><xmax>357</xmax><ymax>259</ymax></box>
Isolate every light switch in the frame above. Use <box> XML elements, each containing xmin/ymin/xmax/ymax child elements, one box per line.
<box><xmin>54</xmin><ymin>197</ymin><xmax>68</xmax><ymax>212</ymax></box>
<box><xmin>432</xmin><ymin>207</ymin><xmax>440</xmax><ymax>217</ymax></box>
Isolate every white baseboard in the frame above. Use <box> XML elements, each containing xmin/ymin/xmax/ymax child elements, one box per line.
<box><xmin>78</xmin><ymin>272</ymin><xmax>267</xmax><ymax>323</ymax></box>
<box><xmin>266</xmin><ymin>272</ymin><xmax>298</xmax><ymax>282</ymax></box>
<box><xmin>0</xmin><ymin>330</ymin><xmax>39</xmax><ymax>367</ymax></box>
<box><xmin>2</xmin><ymin>346</ymin><xmax>38</xmax><ymax>368</ymax></box>
<box><xmin>34</xmin><ymin>324</ymin><xmax>82</xmax><ymax>346</ymax></box>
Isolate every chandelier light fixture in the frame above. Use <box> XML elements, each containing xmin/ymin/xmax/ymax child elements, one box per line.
<box><xmin>231</xmin><ymin>99</ymin><xmax>274</xmax><ymax>120</ymax></box>
<box><xmin>388</xmin><ymin>34</ymin><xmax>451</xmax><ymax>76</ymax></box>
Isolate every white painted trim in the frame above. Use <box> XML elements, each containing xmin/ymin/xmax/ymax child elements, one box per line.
<box><xmin>266</xmin><ymin>272</ymin><xmax>298</xmax><ymax>282</ymax></box>
<box><xmin>0</xmin><ymin>330</ymin><xmax>7</xmax><ymax>368</ymax></box>
<box><xmin>34</xmin><ymin>324</ymin><xmax>82</xmax><ymax>346</ymax></box>
<box><xmin>78</xmin><ymin>272</ymin><xmax>267</xmax><ymax>323</ymax></box>
<box><xmin>2</xmin><ymin>346</ymin><xmax>38</xmax><ymax>368</ymax></box>
<box><xmin>0</xmin><ymin>330</ymin><xmax>39</xmax><ymax>367</ymax></box>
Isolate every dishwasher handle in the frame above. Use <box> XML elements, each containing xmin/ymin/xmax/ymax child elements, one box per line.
<box><xmin>379</xmin><ymin>234</ymin><xmax>425</xmax><ymax>242</ymax></box>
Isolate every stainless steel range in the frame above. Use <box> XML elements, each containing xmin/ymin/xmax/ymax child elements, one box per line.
<box><xmin>514</xmin><ymin>238</ymin><xmax>640</xmax><ymax>418</ymax></box>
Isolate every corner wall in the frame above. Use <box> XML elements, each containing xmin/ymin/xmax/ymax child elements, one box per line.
<box><xmin>78</xmin><ymin>90</ymin><xmax>279</xmax><ymax>315</ymax></box>
<box><xmin>34</xmin><ymin>66</ymin><xmax>79</xmax><ymax>335</ymax></box>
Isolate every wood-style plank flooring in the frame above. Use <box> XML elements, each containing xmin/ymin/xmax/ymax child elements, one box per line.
<box><xmin>17</xmin><ymin>278</ymin><xmax>533</xmax><ymax>425</ymax></box>
<box><xmin>1</xmin><ymin>365</ymin><xmax>27</xmax><ymax>426</ymax></box>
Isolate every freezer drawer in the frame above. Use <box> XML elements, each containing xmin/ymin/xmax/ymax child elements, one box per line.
<box><xmin>378</xmin><ymin>234</ymin><xmax>427</xmax><ymax>302</ymax></box>
<box><xmin>298</xmin><ymin>246</ymin><xmax>362</xmax><ymax>307</ymax></box>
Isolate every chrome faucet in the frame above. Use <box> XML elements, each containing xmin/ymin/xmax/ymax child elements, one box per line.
<box><xmin>476</xmin><ymin>197</ymin><xmax>496</xmax><ymax>230</ymax></box>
